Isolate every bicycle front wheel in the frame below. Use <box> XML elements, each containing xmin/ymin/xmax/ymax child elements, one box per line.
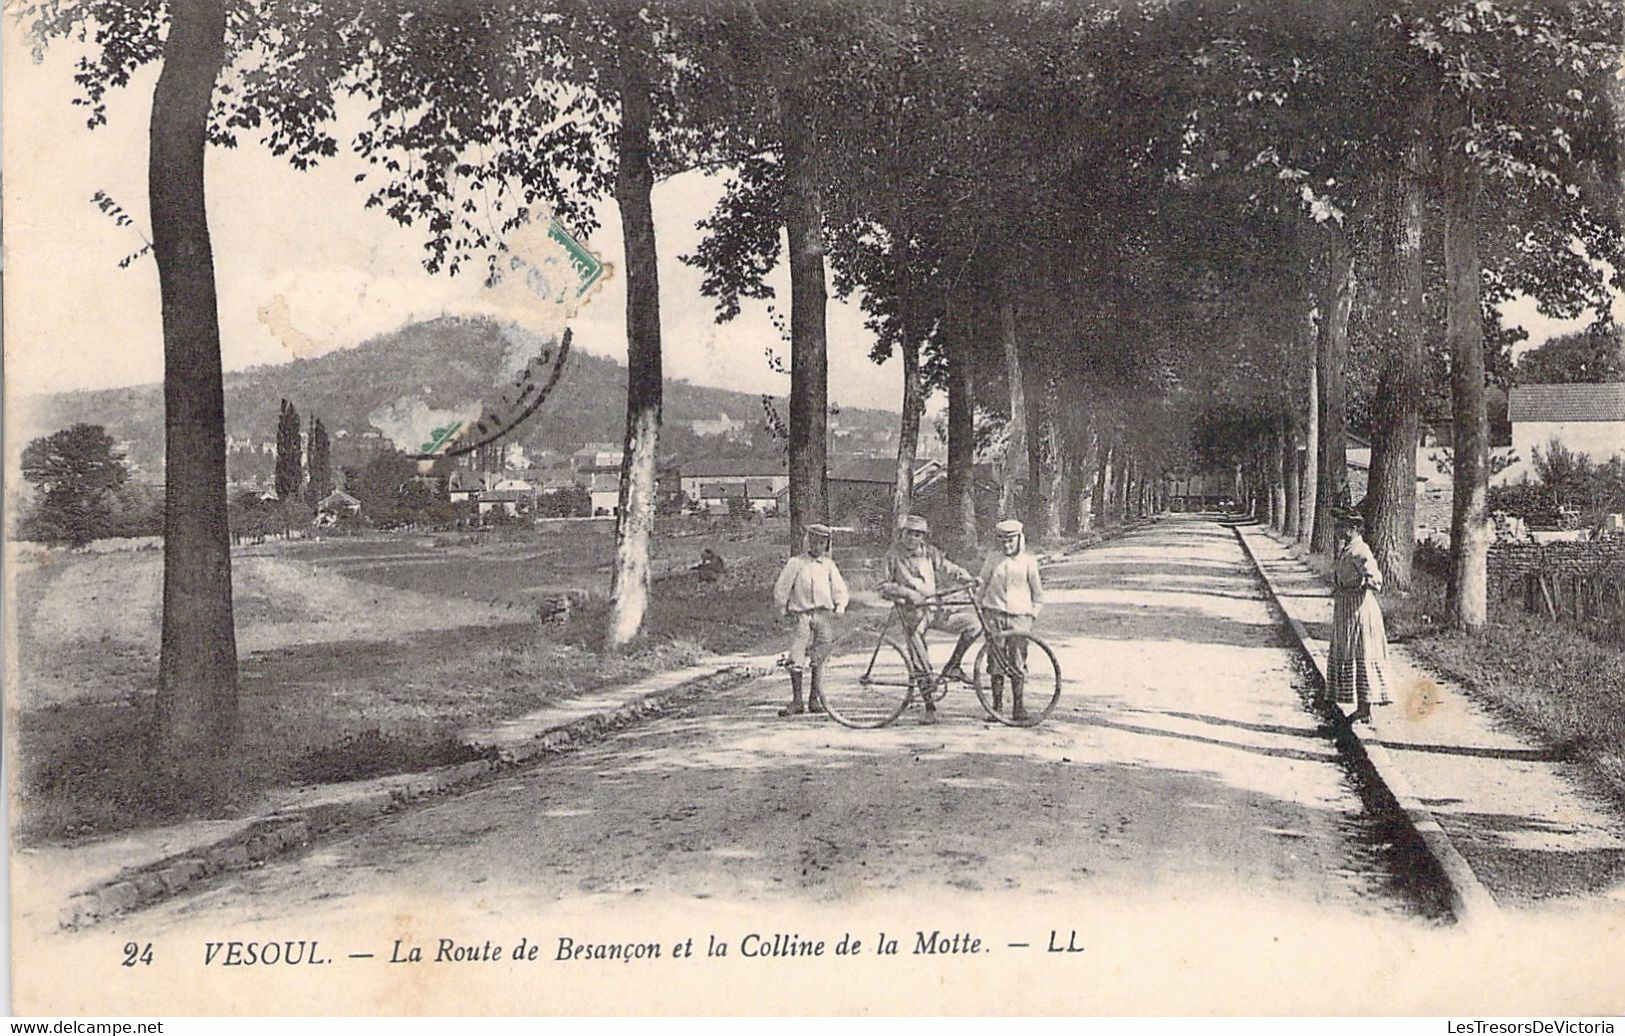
<box><xmin>972</xmin><ymin>634</ymin><xmax>1062</xmax><ymax>727</ymax></box>
<box><xmin>820</xmin><ymin>638</ymin><xmax>916</xmax><ymax>729</ymax></box>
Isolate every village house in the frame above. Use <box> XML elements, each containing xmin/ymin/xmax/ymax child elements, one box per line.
<box><xmin>523</xmin><ymin>450</ymin><xmax>577</xmax><ymax>491</ymax></box>
<box><xmin>679</xmin><ymin>460</ymin><xmax>789</xmax><ymax>515</ymax></box>
<box><xmin>585</xmin><ymin>473</ymin><xmax>621</xmax><ymax>515</ymax></box>
<box><xmin>1165</xmin><ymin>472</ymin><xmax>1237</xmax><ymax>511</ymax></box>
<box><xmin>686</xmin><ymin>412</ymin><xmax>746</xmax><ymax>438</ymax></box>
<box><xmin>477</xmin><ymin>489</ymin><xmax>531</xmax><ymax>519</ymax></box>
<box><xmin>808</xmin><ymin>456</ymin><xmax>946</xmax><ymax>531</ymax></box>
<box><xmin>446</xmin><ymin>468</ymin><xmax>487</xmax><ymax>504</ymax></box>
<box><xmin>572</xmin><ymin>443</ymin><xmax>624</xmax><ymax>478</ymax></box>
<box><xmin>569</xmin><ymin>442</ymin><xmax>625</xmax><ymax>513</ymax></box>
<box><xmin>1498</xmin><ymin>383</ymin><xmax>1625</xmax><ymax>484</ymax></box>
<box><xmin>314</xmin><ymin>488</ymin><xmax>362</xmax><ymax>525</ymax></box>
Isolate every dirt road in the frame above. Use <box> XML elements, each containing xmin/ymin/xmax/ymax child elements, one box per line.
<box><xmin>118</xmin><ymin>517</ymin><xmax>1437</xmax><ymax>924</ymax></box>
<box><xmin>38</xmin><ymin>517</ymin><xmax>1625</xmax><ymax>1015</ymax></box>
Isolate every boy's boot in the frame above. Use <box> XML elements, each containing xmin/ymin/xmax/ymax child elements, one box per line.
<box><xmin>983</xmin><ymin>676</ymin><xmax>1004</xmax><ymax>722</ymax></box>
<box><xmin>808</xmin><ymin>665</ymin><xmax>826</xmax><ymax>714</ymax></box>
<box><xmin>921</xmin><ymin>685</ymin><xmax>939</xmax><ymax>724</ymax></box>
<box><xmin>940</xmin><ymin>634</ymin><xmax>976</xmax><ymax>682</ymax></box>
<box><xmin>1010</xmin><ymin>675</ymin><xmax>1030</xmax><ymax>724</ymax></box>
<box><xmin>778</xmin><ymin>668</ymin><xmax>806</xmax><ymax>716</ymax></box>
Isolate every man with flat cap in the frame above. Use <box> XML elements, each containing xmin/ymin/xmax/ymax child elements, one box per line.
<box><xmin>877</xmin><ymin>514</ymin><xmax>982</xmax><ymax>724</ymax></box>
<box><xmin>977</xmin><ymin>518</ymin><xmax>1045</xmax><ymax>723</ymax></box>
<box><xmin>772</xmin><ymin>523</ymin><xmax>849</xmax><ymax>716</ymax></box>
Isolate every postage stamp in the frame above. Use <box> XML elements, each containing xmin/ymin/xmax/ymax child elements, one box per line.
<box><xmin>388</xmin><ymin>215</ymin><xmax>607</xmax><ymax>463</ymax></box>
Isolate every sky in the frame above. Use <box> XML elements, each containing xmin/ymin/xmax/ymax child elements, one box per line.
<box><xmin>3</xmin><ymin>28</ymin><xmax>1617</xmax><ymax>416</ymax></box>
<box><xmin>1</xmin><ymin>31</ymin><xmax>895</xmax><ymax>412</ymax></box>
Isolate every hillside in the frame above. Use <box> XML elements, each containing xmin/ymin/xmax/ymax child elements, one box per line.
<box><xmin>19</xmin><ymin>317</ymin><xmax>900</xmax><ymax>476</ymax></box>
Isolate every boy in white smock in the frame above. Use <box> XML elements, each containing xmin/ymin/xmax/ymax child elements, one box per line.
<box><xmin>772</xmin><ymin>523</ymin><xmax>849</xmax><ymax>716</ymax></box>
<box><xmin>977</xmin><ymin>519</ymin><xmax>1045</xmax><ymax>723</ymax></box>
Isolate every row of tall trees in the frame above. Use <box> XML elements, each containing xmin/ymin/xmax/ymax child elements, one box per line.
<box><xmin>27</xmin><ymin>0</ymin><xmax>1620</xmax><ymax>778</ymax></box>
<box><xmin>273</xmin><ymin>399</ymin><xmax>335</xmax><ymax>506</ymax></box>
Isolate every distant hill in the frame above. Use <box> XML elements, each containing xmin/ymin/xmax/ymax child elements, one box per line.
<box><xmin>18</xmin><ymin>316</ymin><xmax>900</xmax><ymax>478</ymax></box>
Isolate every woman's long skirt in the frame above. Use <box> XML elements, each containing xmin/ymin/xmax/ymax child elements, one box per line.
<box><xmin>1327</xmin><ymin>589</ymin><xmax>1390</xmax><ymax>705</ymax></box>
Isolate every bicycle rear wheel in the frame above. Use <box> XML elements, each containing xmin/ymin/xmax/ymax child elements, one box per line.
<box><xmin>972</xmin><ymin>634</ymin><xmax>1062</xmax><ymax>727</ymax></box>
<box><xmin>820</xmin><ymin>638</ymin><xmax>915</xmax><ymax>729</ymax></box>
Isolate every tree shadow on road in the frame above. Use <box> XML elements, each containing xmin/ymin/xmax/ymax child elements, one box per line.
<box><xmin>1035</xmin><ymin>600</ymin><xmax>1295</xmax><ymax>651</ymax></box>
<box><xmin>1428</xmin><ymin>810</ymin><xmax>1625</xmax><ymax>903</ymax></box>
<box><xmin>378</xmin><ymin>694</ymin><xmax>1454</xmax><ymax>923</ymax></box>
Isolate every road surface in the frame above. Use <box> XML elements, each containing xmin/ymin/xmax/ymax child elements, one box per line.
<box><xmin>31</xmin><ymin>517</ymin><xmax>1529</xmax><ymax>1015</ymax></box>
<box><xmin>134</xmin><ymin>517</ymin><xmax>1439</xmax><ymax>921</ymax></box>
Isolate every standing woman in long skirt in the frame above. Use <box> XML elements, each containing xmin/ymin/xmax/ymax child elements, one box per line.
<box><xmin>1328</xmin><ymin>508</ymin><xmax>1391</xmax><ymax>722</ymax></box>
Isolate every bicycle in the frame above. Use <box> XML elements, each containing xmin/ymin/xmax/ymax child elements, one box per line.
<box><xmin>817</xmin><ymin>585</ymin><xmax>1062</xmax><ymax>729</ymax></box>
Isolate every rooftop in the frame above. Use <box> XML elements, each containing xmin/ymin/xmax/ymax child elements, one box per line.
<box><xmin>830</xmin><ymin>456</ymin><xmax>940</xmax><ymax>484</ymax></box>
<box><xmin>679</xmin><ymin>459</ymin><xmax>788</xmax><ymax>478</ymax></box>
<box><xmin>1508</xmin><ymin>383</ymin><xmax>1625</xmax><ymax>423</ymax></box>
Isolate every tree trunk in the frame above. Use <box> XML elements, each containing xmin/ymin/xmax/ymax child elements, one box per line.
<box><xmin>998</xmin><ymin>295</ymin><xmax>1026</xmax><ymax>521</ymax></box>
<box><xmin>1366</xmin><ymin>159</ymin><xmax>1427</xmax><ymax>592</ymax></box>
<box><xmin>1075</xmin><ymin>428</ymin><xmax>1099</xmax><ymax>531</ymax></box>
<box><xmin>1023</xmin><ymin>351</ymin><xmax>1064</xmax><ymax>540</ymax></box>
<box><xmin>1269</xmin><ymin>430</ymin><xmax>1286</xmax><ymax>531</ymax></box>
<box><xmin>152</xmin><ymin>0</ymin><xmax>238</xmax><ymax>772</ymax></box>
<box><xmin>1300</xmin><ymin>343</ymin><xmax>1318</xmax><ymax>544</ymax></box>
<box><xmin>1444</xmin><ymin>131</ymin><xmax>1490</xmax><ymax>631</ymax></box>
<box><xmin>1127</xmin><ymin>454</ymin><xmax>1141</xmax><ymax>521</ymax></box>
<box><xmin>1281</xmin><ymin>413</ymin><xmax>1300</xmax><ymax>539</ymax></box>
<box><xmin>1060</xmin><ymin>428</ymin><xmax>1082</xmax><ymax>535</ymax></box>
<box><xmin>782</xmin><ymin>92</ymin><xmax>828</xmax><ymax>550</ymax></box>
<box><xmin>1311</xmin><ymin>230</ymin><xmax>1355</xmax><ymax>552</ymax></box>
<box><xmin>946</xmin><ymin>325</ymin><xmax>977</xmax><ymax>548</ymax></box>
<box><xmin>1057</xmin><ymin>389</ymin><xmax>1090</xmax><ymax>535</ymax></box>
<box><xmin>1095</xmin><ymin>439</ymin><xmax>1114</xmax><ymax>525</ymax></box>
<box><xmin>892</xmin><ymin>333</ymin><xmax>922</xmax><ymax>530</ymax></box>
<box><xmin>605</xmin><ymin>54</ymin><xmax>663</xmax><ymax>650</ymax></box>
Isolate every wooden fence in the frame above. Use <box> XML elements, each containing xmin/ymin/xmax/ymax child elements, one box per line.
<box><xmin>1515</xmin><ymin>564</ymin><xmax>1625</xmax><ymax>623</ymax></box>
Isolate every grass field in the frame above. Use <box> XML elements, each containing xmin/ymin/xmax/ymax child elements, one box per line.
<box><xmin>1294</xmin><ymin>543</ymin><xmax>1625</xmax><ymax>806</ymax></box>
<box><xmin>1383</xmin><ymin>552</ymin><xmax>1625</xmax><ymax>804</ymax></box>
<box><xmin>8</xmin><ymin>517</ymin><xmax>871</xmax><ymax>845</ymax></box>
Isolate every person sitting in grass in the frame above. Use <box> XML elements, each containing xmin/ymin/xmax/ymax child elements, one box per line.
<box><xmin>877</xmin><ymin>514</ymin><xmax>982</xmax><ymax>725</ymax></box>
<box><xmin>772</xmin><ymin>523</ymin><xmax>849</xmax><ymax>717</ymax></box>
<box><xmin>977</xmin><ymin>518</ymin><xmax>1045</xmax><ymax>723</ymax></box>
<box><xmin>694</xmin><ymin>547</ymin><xmax>726</xmax><ymax>583</ymax></box>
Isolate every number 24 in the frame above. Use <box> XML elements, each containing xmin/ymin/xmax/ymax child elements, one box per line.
<box><xmin>122</xmin><ymin>942</ymin><xmax>153</xmax><ymax>967</ymax></box>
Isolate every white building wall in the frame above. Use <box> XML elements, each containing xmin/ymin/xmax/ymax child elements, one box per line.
<box><xmin>1513</xmin><ymin>420</ymin><xmax>1625</xmax><ymax>462</ymax></box>
<box><xmin>1499</xmin><ymin>420</ymin><xmax>1625</xmax><ymax>485</ymax></box>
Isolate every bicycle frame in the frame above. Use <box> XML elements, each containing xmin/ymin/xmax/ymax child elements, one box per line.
<box><xmin>859</xmin><ymin>584</ymin><xmax>1025</xmax><ymax>689</ymax></box>
<box><xmin>831</xmin><ymin>583</ymin><xmax>1059</xmax><ymax>729</ymax></box>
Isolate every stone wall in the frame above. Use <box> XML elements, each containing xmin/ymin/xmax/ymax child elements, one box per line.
<box><xmin>1487</xmin><ymin>539</ymin><xmax>1625</xmax><ymax>600</ymax></box>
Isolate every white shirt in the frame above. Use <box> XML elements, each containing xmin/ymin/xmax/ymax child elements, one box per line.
<box><xmin>977</xmin><ymin>551</ymin><xmax>1044</xmax><ymax>616</ymax></box>
<box><xmin>774</xmin><ymin>554</ymin><xmax>850</xmax><ymax>614</ymax></box>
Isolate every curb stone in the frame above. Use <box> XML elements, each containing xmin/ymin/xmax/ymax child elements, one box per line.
<box><xmin>1229</xmin><ymin>520</ymin><xmax>1500</xmax><ymax>926</ymax></box>
<box><xmin>56</xmin><ymin>660</ymin><xmax>767</xmax><ymax>930</ymax></box>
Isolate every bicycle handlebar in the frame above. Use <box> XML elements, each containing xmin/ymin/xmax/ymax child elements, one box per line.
<box><xmin>902</xmin><ymin>583</ymin><xmax>980</xmax><ymax>604</ymax></box>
